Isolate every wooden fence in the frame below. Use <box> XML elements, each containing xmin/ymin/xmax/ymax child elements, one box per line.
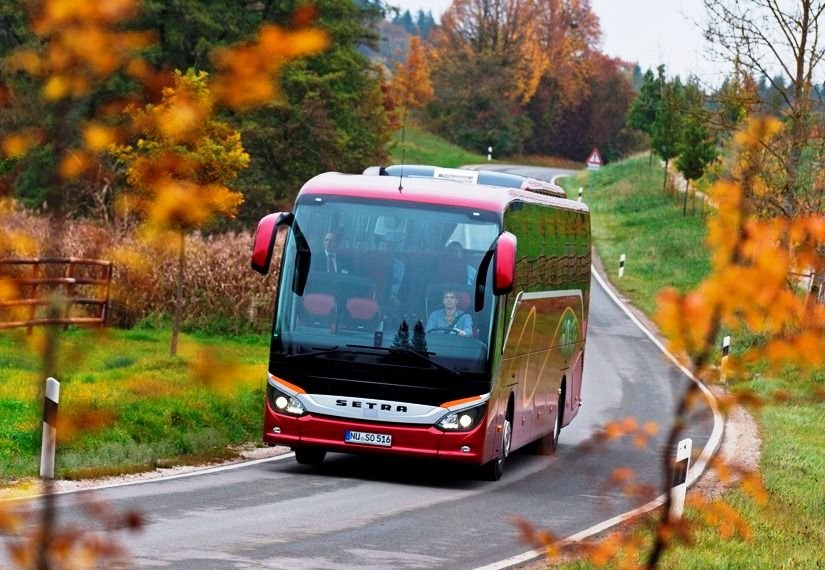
<box><xmin>0</xmin><ymin>257</ymin><xmax>113</xmax><ymax>332</ymax></box>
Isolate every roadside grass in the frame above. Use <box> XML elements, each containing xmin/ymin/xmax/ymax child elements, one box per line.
<box><xmin>573</xmin><ymin>157</ymin><xmax>711</xmax><ymax>315</ymax></box>
<box><xmin>389</xmin><ymin>123</ymin><xmax>580</xmax><ymax>170</ymax></box>
<box><xmin>0</xmin><ymin>327</ymin><xmax>269</xmax><ymax>484</ymax></box>
<box><xmin>389</xmin><ymin>123</ymin><xmax>490</xmax><ymax>167</ymax></box>
<box><xmin>555</xmin><ymin>157</ymin><xmax>825</xmax><ymax>568</ymax></box>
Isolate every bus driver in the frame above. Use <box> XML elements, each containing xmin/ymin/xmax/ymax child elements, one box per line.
<box><xmin>425</xmin><ymin>289</ymin><xmax>472</xmax><ymax>336</ymax></box>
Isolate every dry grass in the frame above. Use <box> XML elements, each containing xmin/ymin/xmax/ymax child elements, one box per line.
<box><xmin>0</xmin><ymin>207</ymin><xmax>279</xmax><ymax>333</ymax></box>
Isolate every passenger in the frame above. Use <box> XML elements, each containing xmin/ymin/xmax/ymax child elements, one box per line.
<box><xmin>446</xmin><ymin>241</ymin><xmax>478</xmax><ymax>286</ymax></box>
<box><xmin>425</xmin><ymin>288</ymin><xmax>472</xmax><ymax>336</ymax></box>
<box><xmin>315</xmin><ymin>232</ymin><xmax>350</xmax><ymax>274</ymax></box>
<box><xmin>380</xmin><ymin>231</ymin><xmax>406</xmax><ymax>312</ymax></box>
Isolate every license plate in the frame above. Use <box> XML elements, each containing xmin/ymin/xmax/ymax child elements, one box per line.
<box><xmin>344</xmin><ymin>430</ymin><xmax>392</xmax><ymax>447</ymax></box>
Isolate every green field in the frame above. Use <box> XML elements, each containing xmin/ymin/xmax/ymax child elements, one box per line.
<box><xmin>0</xmin><ymin>327</ymin><xmax>268</xmax><ymax>483</ymax></box>
<box><xmin>557</xmin><ymin>156</ymin><xmax>825</xmax><ymax>569</ymax></box>
<box><xmin>389</xmin><ymin>122</ymin><xmax>489</xmax><ymax>167</ymax></box>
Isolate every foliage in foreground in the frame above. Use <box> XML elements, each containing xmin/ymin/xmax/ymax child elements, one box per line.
<box><xmin>544</xmin><ymin>127</ymin><xmax>825</xmax><ymax>568</ymax></box>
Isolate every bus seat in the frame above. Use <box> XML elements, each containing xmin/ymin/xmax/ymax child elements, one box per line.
<box><xmin>298</xmin><ymin>293</ymin><xmax>337</xmax><ymax>331</ymax></box>
<box><xmin>358</xmin><ymin>253</ymin><xmax>391</xmax><ymax>299</ymax></box>
<box><xmin>342</xmin><ymin>297</ymin><xmax>381</xmax><ymax>332</ymax></box>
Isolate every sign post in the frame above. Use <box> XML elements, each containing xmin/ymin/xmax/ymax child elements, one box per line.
<box><xmin>586</xmin><ymin>148</ymin><xmax>603</xmax><ymax>171</ymax></box>
<box><xmin>669</xmin><ymin>438</ymin><xmax>692</xmax><ymax>521</ymax></box>
<box><xmin>40</xmin><ymin>377</ymin><xmax>60</xmax><ymax>479</ymax></box>
<box><xmin>720</xmin><ymin>335</ymin><xmax>731</xmax><ymax>383</ymax></box>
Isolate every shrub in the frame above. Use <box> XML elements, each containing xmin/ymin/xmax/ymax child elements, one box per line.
<box><xmin>0</xmin><ymin>207</ymin><xmax>279</xmax><ymax>333</ymax></box>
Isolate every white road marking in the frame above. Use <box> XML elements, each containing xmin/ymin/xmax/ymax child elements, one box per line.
<box><xmin>474</xmin><ymin>267</ymin><xmax>724</xmax><ymax>570</ymax></box>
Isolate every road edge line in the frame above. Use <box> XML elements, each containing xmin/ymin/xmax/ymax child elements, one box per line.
<box><xmin>475</xmin><ymin>266</ymin><xmax>725</xmax><ymax>570</ymax></box>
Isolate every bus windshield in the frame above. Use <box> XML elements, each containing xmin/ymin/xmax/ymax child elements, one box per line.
<box><xmin>273</xmin><ymin>197</ymin><xmax>499</xmax><ymax>373</ymax></box>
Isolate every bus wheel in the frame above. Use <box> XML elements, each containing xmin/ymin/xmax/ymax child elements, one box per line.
<box><xmin>548</xmin><ymin>390</ymin><xmax>563</xmax><ymax>452</ymax></box>
<box><xmin>482</xmin><ymin>416</ymin><xmax>512</xmax><ymax>481</ymax></box>
<box><xmin>294</xmin><ymin>447</ymin><xmax>326</xmax><ymax>466</ymax></box>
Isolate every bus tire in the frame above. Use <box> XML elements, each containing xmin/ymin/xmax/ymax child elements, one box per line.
<box><xmin>294</xmin><ymin>447</ymin><xmax>326</xmax><ymax>466</ymax></box>
<box><xmin>547</xmin><ymin>389</ymin><xmax>564</xmax><ymax>453</ymax></box>
<box><xmin>481</xmin><ymin>415</ymin><xmax>512</xmax><ymax>481</ymax></box>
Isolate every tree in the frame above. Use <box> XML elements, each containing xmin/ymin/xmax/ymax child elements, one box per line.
<box><xmin>391</xmin><ymin>319</ymin><xmax>411</xmax><ymax>350</ymax></box>
<box><xmin>703</xmin><ymin>0</ymin><xmax>825</xmax><ymax>219</ymax></box>
<box><xmin>676</xmin><ymin>111</ymin><xmax>718</xmax><ymax>216</ymax></box>
<box><xmin>628</xmin><ymin>68</ymin><xmax>661</xmax><ymax>134</ymax></box>
<box><xmin>390</xmin><ymin>35</ymin><xmax>434</xmax><ymax>113</ymax></box>
<box><xmin>711</xmin><ymin>68</ymin><xmax>759</xmax><ymax>136</ymax></box>
<box><xmin>415</xmin><ymin>10</ymin><xmax>436</xmax><ymax>39</ymax></box>
<box><xmin>537</xmin><ymin>53</ymin><xmax>639</xmax><ymax>162</ymax></box>
<box><xmin>412</xmin><ymin>319</ymin><xmax>428</xmax><ymax>353</ymax></box>
<box><xmin>426</xmin><ymin>0</ymin><xmax>547</xmax><ymax>154</ymax></box>
<box><xmin>233</xmin><ymin>0</ymin><xmax>391</xmax><ymax>223</ymax></box>
<box><xmin>112</xmin><ymin>69</ymin><xmax>249</xmax><ymax>356</ymax></box>
<box><xmin>439</xmin><ymin>0</ymin><xmax>546</xmax><ymax>104</ymax></box>
<box><xmin>393</xmin><ymin>9</ymin><xmax>415</xmax><ymax>34</ymax></box>
<box><xmin>525</xmin><ymin>0</ymin><xmax>630</xmax><ymax>159</ymax></box>
<box><xmin>628</xmin><ymin>67</ymin><xmax>663</xmax><ymax>164</ymax></box>
<box><xmin>650</xmin><ymin>70</ymin><xmax>685</xmax><ymax>193</ymax></box>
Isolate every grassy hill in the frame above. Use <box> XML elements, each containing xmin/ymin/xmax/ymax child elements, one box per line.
<box><xmin>388</xmin><ymin>123</ymin><xmax>585</xmax><ymax>169</ymax></box>
<box><xmin>389</xmin><ymin>123</ymin><xmax>489</xmax><ymax>167</ymax></box>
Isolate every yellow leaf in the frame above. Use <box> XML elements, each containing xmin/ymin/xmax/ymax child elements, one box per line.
<box><xmin>59</xmin><ymin>150</ymin><xmax>92</xmax><ymax>179</ymax></box>
<box><xmin>84</xmin><ymin>123</ymin><xmax>116</xmax><ymax>151</ymax></box>
<box><xmin>43</xmin><ymin>74</ymin><xmax>70</xmax><ymax>101</ymax></box>
<box><xmin>1</xmin><ymin>133</ymin><xmax>35</xmax><ymax>158</ymax></box>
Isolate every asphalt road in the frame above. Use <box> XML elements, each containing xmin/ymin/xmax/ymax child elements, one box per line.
<box><xmin>2</xmin><ymin>166</ymin><xmax>719</xmax><ymax>569</ymax></box>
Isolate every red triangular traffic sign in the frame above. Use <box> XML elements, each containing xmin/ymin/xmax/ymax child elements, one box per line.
<box><xmin>586</xmin><ymin>148</ymin><xmax>602</xmax><ymax>166</ymax></box>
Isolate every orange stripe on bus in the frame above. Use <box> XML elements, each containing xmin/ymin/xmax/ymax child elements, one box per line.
<box><xmin>440</xmin><ymin>395</ymin><xmax>482</xmax><ymax>408</ymax></box>
<box><xmin>272</xmin><ymin>376</ymin><xmax>306</xmax><ymax>394</ymax></box>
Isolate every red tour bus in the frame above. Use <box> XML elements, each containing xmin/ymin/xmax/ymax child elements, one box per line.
<box><xmin>250</xmin><ymin>169</ymin><xmax>590</xmax><ymax>480</ymax></box>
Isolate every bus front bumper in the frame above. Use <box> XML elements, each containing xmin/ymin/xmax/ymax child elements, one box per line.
<box><xmin>263</xmin><ymin>403</ymin><xmax>489</xmax><ymax>464</ymax></box>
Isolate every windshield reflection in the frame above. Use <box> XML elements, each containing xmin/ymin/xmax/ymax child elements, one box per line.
<box><xmin>273</xmin><ymin>198</ymin><xmax>498</xmax><ymax>372</ymax></box>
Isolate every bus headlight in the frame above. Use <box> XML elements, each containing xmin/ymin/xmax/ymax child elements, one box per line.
<box><xmin>436</xmin><ymin>404</ymin><xmax>485</xmax><ymax>431</ymax></box>
<box><xmin>267</xmin><ymin>384</ymin><xmax>306</xmax><ymax>416</ymax></box>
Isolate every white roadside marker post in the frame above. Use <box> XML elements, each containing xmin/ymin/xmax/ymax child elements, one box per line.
<box><xmin>721</xmin><ymin>335</ymin><xmax>731</xmax><ymax>384</ymax></box>
<box><xmin>578</xmin><ymin>187</ymin><xmax>583</xmax><ymax>202</ymax></box>
<box><xmin>618</xmin><ymin>254</ymin><xmax>626</xmax><ymax>278</ymax></box>
<box><xmin>669</xmin><ymin>437</ymin><xmax>692</xmax><ymax>521</ymax></box>
<box><xmin>487</xmin><ymin>146</ymin><xmax>493</xmax><ymax>161</ymax></box>
<box><xmin>40</xmin><ymin>377</ymin><xmax>60</xmax><ymax>479</ymax></box>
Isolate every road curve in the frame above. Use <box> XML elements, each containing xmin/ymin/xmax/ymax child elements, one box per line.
<box><xmin>2</xmin><ymin>166</ymin><xmax>720</xmax><ymax>569</ymax></box>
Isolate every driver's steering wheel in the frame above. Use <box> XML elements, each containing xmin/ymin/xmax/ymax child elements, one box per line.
<box><xmin>427</xmin><ymin>327</ymin><xmax>463</xmax><ymax>336</ymax></box>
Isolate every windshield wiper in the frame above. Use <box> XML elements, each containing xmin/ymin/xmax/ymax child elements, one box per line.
<box><xmin>285</xmin><ymin>345</ymin><xmax>399</xmax><ymax>360</ymax></box>
<box><xmin>345</xmin><ymin>344</ymin><xmax>460</xmax><ymax>376</ymax></box>
<box><xmin>285</xmin><ymin>346</ymin><xmax>342</xmax><ymax>360</ymax></box>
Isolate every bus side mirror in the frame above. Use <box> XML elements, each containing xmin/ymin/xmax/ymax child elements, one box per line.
<box><xmin>494</xmin><ymin>231</ymin><xmax>516</xmax><ymax>294</ymax></box>
<box><xmin>251</xmin><ymin>212</ymin><xmax>293</xmax><ymax>275</ymax></box>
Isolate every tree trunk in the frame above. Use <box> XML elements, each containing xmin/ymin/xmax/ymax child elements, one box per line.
<box><xmin>663</xmin><ymin>158</ymin><xmax>669</xmax><ymax>194</ymax></box>
<box><xmin>691</xmin><ymin>183</ymin><xmax>696</xmax><ymax>215</ymax></box>
<box><xmin>171</xmin><ymin>231</ymin><xmax>185</xmax><ymax>357</ymax></box>
<box><xmin>683</xmin><ymin>180</ymin><xmax>689</xmax><ymax>216</ymax></box>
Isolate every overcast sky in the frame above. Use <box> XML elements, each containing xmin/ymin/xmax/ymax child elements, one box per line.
<box><xmin>391</xmin><ymin>0</ymin><xmax>728</xmax><ymax>85</ymax></box>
